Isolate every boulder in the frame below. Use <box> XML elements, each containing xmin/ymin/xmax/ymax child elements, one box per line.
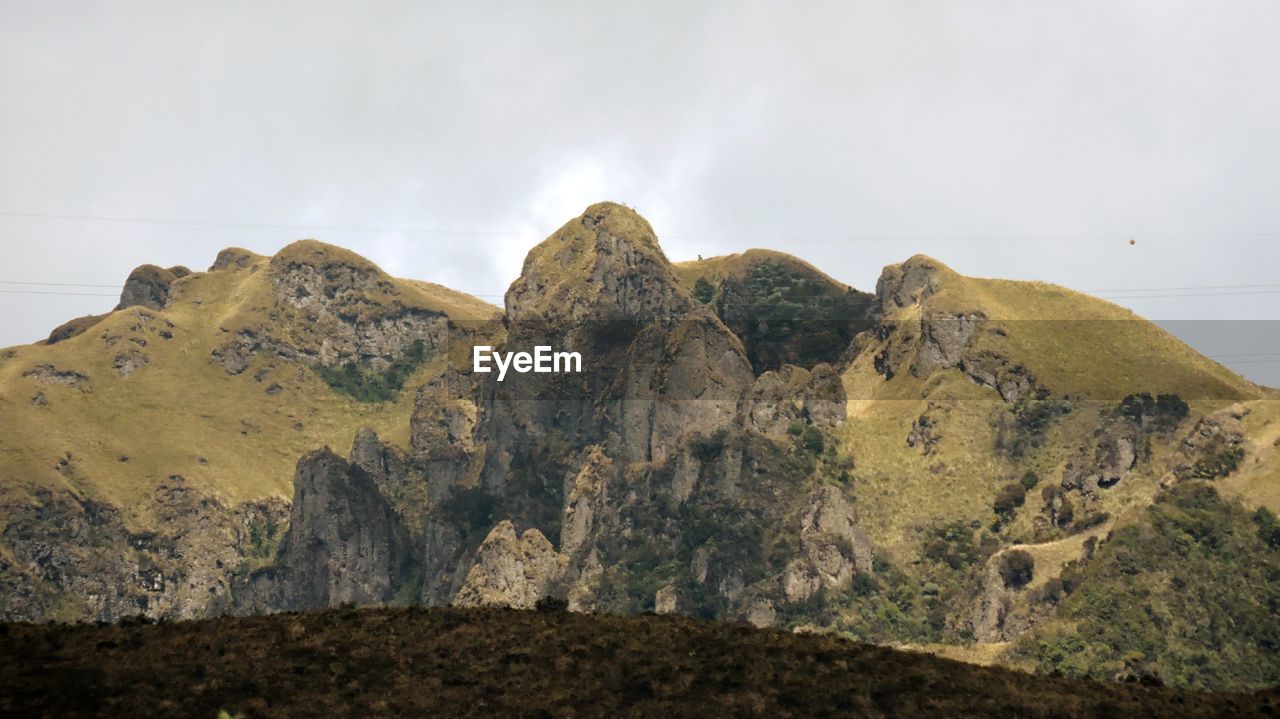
<box><xmin>116</xmin><ymin>264</ymin><xmax>188</xmax><ymax>311</ymax></box>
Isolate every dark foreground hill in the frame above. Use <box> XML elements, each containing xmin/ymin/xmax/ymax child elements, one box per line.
<box><xmin>1</xmin><ymin>607</ymin><xmax>1275</xmax><ymax>718</ymax></box>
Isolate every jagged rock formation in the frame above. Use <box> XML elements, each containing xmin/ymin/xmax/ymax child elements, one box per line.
<box><xmin>2</xmin><ymin>202</ymin><xmax>1275</xmax><ymax>690</ymax></box>
<box><xmin>241</xmin><ymin>447</ymin><xmax>415</xmax><ymax>612</ymax></box>
<box><xmin>453</xmin><ymin>521</ymin><xmax>567</xmax><ymax>609</ymax></box>
<box><xmin>783</xmin><ymin>486</ymin><xmax>874</xmax><ymax>602</ymax></box>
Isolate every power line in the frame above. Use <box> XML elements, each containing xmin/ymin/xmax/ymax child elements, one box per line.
<box><xmin>0</xmin><ymin>210</ymin><xmax>536</xmax><ymax>238</ymax></box>
<box><xmin>3</xmin><ymin>209</ymin><xmax>1280</xmax><ymax>245</ymax></box>
<box><xmin>0</xmin><ymin>280</ymin><xmax>121</xmax><ymax>289</ymax></box>
<box><xmin>1093</xmin><ymin>289</ymin><xmax>1280</xmax><ymax>300</ymax></box>
<box><xmin>1089</xmin><ymin>282</ymin><xmax>1280</xmax><ymax>294</ymax></box>
<box><xmin>0</xmin><ymin>289</ymin><xmax>118</xmax><ymax>297</ymax></box>
<box><xmin>1210</xmin><ymin>352</ymin><xmax>1280</xmax><ymax>360</ymax></box>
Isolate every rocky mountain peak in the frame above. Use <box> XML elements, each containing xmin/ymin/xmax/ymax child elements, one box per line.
<box><xmin>504</xmin><ymin>202</ymin><xmax>691</xmax><ymax>324</ymax></box>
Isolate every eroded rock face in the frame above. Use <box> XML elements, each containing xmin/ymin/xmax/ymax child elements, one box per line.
<box><xmin>267</xmin><ymin>448</ymin><xmax>416</xmax><ymax>611</ymax></box>
<box><xmin>971</xmin><ymin>558</ymin><xmax>1012</xmax><ymax>643</ymax></box>
<box><xmin>1063</xmin><ymin>427</ymin><xmax>1139</xmax><ymax>495</ymax></box>
<box><xmin>869</xmin><ymin>258</ymin><xmax>1038</xmax><ymax>403</ymax></box>
<box><xmin>958</xmin><ymin>352</ymin><xmax>1035</xmax><ymax>404</ymax></box>
<box><xmin>410</xmin><ymin>370</ymin><xmax>478</xmax><ymax>501</ymax></box>
<box><xmin>611</xmin><ymin>309</ymin><xmax>754</xmax><ymax>464</ymax></box>
<box><xmin>875</xmin><ymin>255</ymin><xmax>945</xmax><ymax>314</ymax></box>
<box><xmin>1170</xmin><ymin>405</ymin><xmax>1247</xmax><ymax>481</ymax></box>
<box><xmin>783</xmin><ymin>486</ymin><xmax>874</xmax><ymax>602</ymax></box>
<box><xmin>0</xmin><ymin>480</ymin><xmax>286</xmax><ymax>623</ymax></box>
<box><xmin>745</xmin><ymin>364</ymin><xmax>846</xmax><ymax>436</ymax></box>
<box><xmin>914</xmin><ymin>311</ymin><xmax>984</xmax><ymax>376</ymax></box>
<box><xmin>504</xmin><ymin>202</ymin><xmax>688</xmax><ymax>324</ymax></box>
<box><xmin>477</xmin><ymin>203</ymin><xmax>755</xmax><ymax>497</ymax></box>
<box><xmin>453</xmin><ymin>520</ymin><xmax>567</xmax><ymax>609</ymax></box>
<box><xmin>271</xmin><ymin>245</ymin><xmax>451</xmax><ymax>371</ymax></box>
<box><xmin>210</xmin><ymin>241</ymin><xmax>451</xmax><ymax>375</ymax></box>
<box><xmin>560</xmin><ymin>446</ymin><xmax>614</xmax><ymax>559</ymax></box>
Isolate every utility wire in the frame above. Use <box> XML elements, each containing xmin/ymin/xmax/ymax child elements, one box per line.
<box><xmin>0</xmin><ymin>289</ymin><xmax>118</xmax><ymax>297</ymax></box>
<box><xmin>3</xmin><ymin>209</ymin><xmax>1280</xmax><ymax>245</ymax></box>
<box><xmin>0</xmin><ymin>280</ymin><xmax>121</xmax><ymax>289</ymax></box>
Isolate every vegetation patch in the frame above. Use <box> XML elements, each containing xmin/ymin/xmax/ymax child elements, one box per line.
<box><xmin>3</xmin><ymin>607</ymin><xmax>1274</xmax><ymax>718</ymax></box>
<box><xmin>1011</xmin><ymin>482</ymin><xmax>1280</xmax><ymax>690</ymax></box>
<box><xmin>316</xmin><ymin>339</ymin><xmax>428</xmax><ymax>403</ymax></box>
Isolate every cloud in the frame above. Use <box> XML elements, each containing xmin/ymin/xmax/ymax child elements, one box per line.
<box><xmin>2</xmin><ymin>1</ymin><xmax>1279</xmax><ymax>383</ymax></box>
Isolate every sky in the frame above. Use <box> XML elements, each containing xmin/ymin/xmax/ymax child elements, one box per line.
<box><xmin>2</xmin><ymin>1</ymin><xmax>1279</xmax><ymax>385</ymax></box>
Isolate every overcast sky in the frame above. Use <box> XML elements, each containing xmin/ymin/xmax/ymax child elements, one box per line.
<box><xmin>2</xmin><ymin>1</ymin><xmax>1278</xmax><ymax>384</ymax></box>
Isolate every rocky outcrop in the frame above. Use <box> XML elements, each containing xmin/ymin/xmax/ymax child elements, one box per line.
<box><xmin>477</xmin><ymin>202</ymin><xmax>755</xmax><ymax>499</ymax></box>
<box><xmin>409</xmin><ymin>369</ymin><xmax>478</xmax><ymax>501</ymax></box>
<box><xmin>0</xmin><ymin>480</ymin><xmax>286</xmax><ymax>623</ymax></box>
<box><xmin>870</xmin><ymin>258</ymin><xmax>1037</xmax><ymax>403</ymax></box>
<box><xmin>611</xmin><ymin>309</ymin><xmax>755</xmax><ymax>463</ymax></box>
<box><xmin>209</xmin><ymin>247</ymin><xmax>257</xmax><ymax>271</ymax></box>
<box><xmin>22</xmin><ymin>364</ymin><xmax>89</xmax><ymax>390</ymax></box>
<box><xmin>269</xmin><ymin>242</ymin><xmax>450</xmax><ymax>370</ymax></box>
<box><xmin>907</xmin><ymin>411</ymin><xmax>940</xmax><ymax>454</ymax></box>
<box><xmin>263</xmin><ymin>448</ymin><xmax>416</xmax><ymax>611</ymax></box>
<box><xmin>112</xmin><ymin>348</ymin><xmax>149</xmax><ymax>377</ymax></box>
<box><xmin>958</xmin><ymin>352</ymin><xmax>1035</xmax><ymax>404</ymax></box>
<box><xmin>116</xmin><ymin>264</ymin><xmax>190</xmax><ymax>311</ymax></box>
<box><xmin>745</xmin><ymin>363</ymin><xmax>846</xmax><ymax>436</ymax></box>
<box><xmin>1063</xmin><ymin>426</ymin><xmax>1139</xmax><ymax>495</ymax></box>
<box><xmin>875</xmin><ymin>255</ymin><xmax>946</xmax><ymax>314</ymax></box>
<box><xmin>1170</xmin><ymin>405</ymin><xmax>1247</xmax><ymax>481</ymax></box>
<box><xmin>453</xmin><ymin>520</ymin><xmax>568</xmax><ymax>609</ymax></box>
<box><xmin>971</xmin><ymin>558</ymin><xmax>1013</xmax><ymax>642</ymax></box>
<box><xmin>210</xmin><ymin>241</ymin><xmax>451</xmax><ymax>375</ymax></box>
<box><xmin>913</xmin><ymin>311</ymin><xmax>984</xmax><ymax>376</ymax></box>
<box><xmin>504</xmin><ymin>202</ymin><xmax>688</xmax><ymax>324</ymax></box>
<box><xmin>45</xmin><ymin>314</ymin><xmax>108</xmax><ymax>345</ymax></box>
<box><xmin>782</xmin><ymin>486</ymin><xmax>873</xmax><ymax>602</ymax></box>
<box><xmin>559</xmin><ymin>446</ymin><xmax>614</xmax><ymax>559</ymax></box>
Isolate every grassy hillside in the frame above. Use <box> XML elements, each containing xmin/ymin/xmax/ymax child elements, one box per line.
<box><xmin>0</xmin><ymin>242</ymin><xmax>498</xmax><ymax>525</ymax></box>
<box><xmin>875</xmin><ymin>256</ymin><xmax>1256</xmax><ymax>402</ymax></box>
<box><xmin>796</xmin><ymin>255</ymin><xmax>1275</xmax><ymax>679</ymax></box>
<box><xmin>2</xmin><ymin>606</ymin><xmax>1275</xmax><ymax>718</ymax></box>
<box><xmin>1007</xmin><ymin>482</ymin><xmax>1280</xmax><ymax>689</ymax></box>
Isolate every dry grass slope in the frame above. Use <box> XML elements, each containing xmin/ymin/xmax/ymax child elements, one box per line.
<box><xmin>0</xmin><ymin>243</ymin><xmax>498</xmax><ymax>526</ymax></box>
<box><xmin>1</xmin><ymin>607</ymin><xmax>1276</xmax><ymax>718</ymax></box>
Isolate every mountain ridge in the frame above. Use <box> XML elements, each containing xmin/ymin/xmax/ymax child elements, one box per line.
<box><xmin>1</xmin><ymin>201</ymin><xmax>1277</xmax><ymax>689</ymax></box>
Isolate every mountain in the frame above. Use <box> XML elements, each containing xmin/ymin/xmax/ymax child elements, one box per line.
<box><xmin>1</xmin><ymin>202</ymin><xmax>1277</xmax><ymax>691</ymax></box>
